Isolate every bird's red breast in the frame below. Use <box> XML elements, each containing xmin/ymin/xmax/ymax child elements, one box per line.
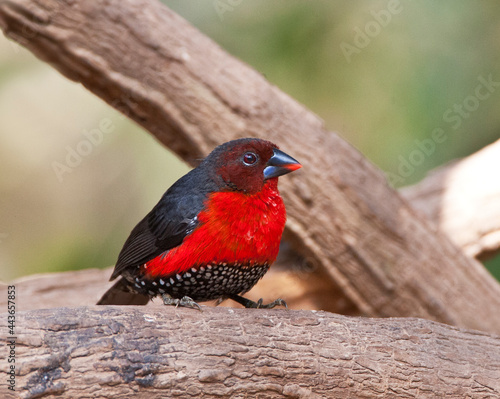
<box><xmin>142</xmin><ymin>178</ymin><xmax>286</xmax><ymax>278</ymax></box>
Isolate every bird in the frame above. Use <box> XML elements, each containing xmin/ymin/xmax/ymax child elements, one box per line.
<box><xmin>97</xmin><ymin>138</ymin><xmax>301</xmax><ymax>309</ymax></box>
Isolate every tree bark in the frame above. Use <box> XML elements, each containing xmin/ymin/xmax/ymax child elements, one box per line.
<box><xmin>401</xmin><ymin>139</ymin><xmax>500</xmax><ymax>260</ymax></box>
<box><xmin>1</xmin><ymin>0</ymin><xmax>500</xmax><ymax>335</ymax></box>
<box><xmin>1</xmin><ymin>306</ymin><xmax>500</xmax><ymax>399</ymax></box>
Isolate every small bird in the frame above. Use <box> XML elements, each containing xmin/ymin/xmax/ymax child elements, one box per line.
<box><xmin>97</xmin><ymin>138</ymin><xmax>301</xmax><ymax>309</ymax></box>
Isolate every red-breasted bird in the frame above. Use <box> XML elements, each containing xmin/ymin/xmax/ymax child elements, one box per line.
<box><xmin>97</xmin><ymin>138</ymin><xmax>301</xmax><ymax>309</ymax></box>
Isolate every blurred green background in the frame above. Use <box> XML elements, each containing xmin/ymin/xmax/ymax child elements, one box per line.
<box><xmin>1</xmin><ymin>0</ymin><xmax>499</xmax><ymax>281</ymax></box>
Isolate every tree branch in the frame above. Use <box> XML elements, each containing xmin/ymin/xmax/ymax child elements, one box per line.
<box><xmin>401</xmin><ymin>139</ymin><xmax>500</xmax><ymax>260</ymax></box>
<box><xmin>1</xmin><ymin>0</ymin><xmax>500</xmax><ymax>334</ymax></box>
<box><xmin>1</xmin><ymin>306</ymin><xmax>499</xmax><ymax>399</ymax></box>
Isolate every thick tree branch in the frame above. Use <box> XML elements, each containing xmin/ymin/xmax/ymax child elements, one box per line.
<box><xmin>1</xmin><ymin>306</ymin><xmax>499</xmax><ymax>399</ymax></box>
<box><xmin>1</xmin><ymin>0</ymin><xmax>500</xmax><ymax>334</ymax></box>
<box><xmin>401</xmin><ymin>139</ymin><xmax>500</xmax><ymax>260</ymax></box>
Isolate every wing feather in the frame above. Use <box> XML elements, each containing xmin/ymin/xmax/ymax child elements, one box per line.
<box><xmin>109</xmin><ymin>169</ymin><xmax>211</xmax><ymax>281</ymax></box>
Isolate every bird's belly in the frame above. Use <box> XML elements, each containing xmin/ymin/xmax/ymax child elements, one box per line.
<box><xmin>131</xmin><ymin>262</ymin><xmax>270</xmax><ymax>302</ymax></box>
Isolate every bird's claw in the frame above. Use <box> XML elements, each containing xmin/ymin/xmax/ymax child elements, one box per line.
<box><xmin>228</xmin><ymin>294</ymin><xmax>287</xmax><ymax>309</ymax></box>
<box><xmin>162</xmin><ymin>294</ymin><xmax>202</xmax><ymax>311</ymax></box>
<box><xmin>256</xmin><ymin>298</ymin><xmax>288</xmax><ymax>309</ymax></box>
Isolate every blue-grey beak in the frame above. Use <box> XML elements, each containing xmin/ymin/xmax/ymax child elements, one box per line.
<box><xmin>263</xmin><ymin>149</ymin><xmax>301</xmax><ymax>180</ymax></box>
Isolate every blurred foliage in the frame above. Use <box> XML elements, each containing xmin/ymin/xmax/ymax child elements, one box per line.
<box><xmin>0</xmin><ymin>0</ymin><xmax>499</xmax><ymax>281</ymax></box>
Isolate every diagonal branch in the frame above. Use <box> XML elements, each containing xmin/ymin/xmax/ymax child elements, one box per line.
<box><xmin>1</xmin><ymin>0</ymin><xmax>500</xmax><ymax>333</ymax></box>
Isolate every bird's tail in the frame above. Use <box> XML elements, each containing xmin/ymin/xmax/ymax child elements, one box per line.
<box><xmin>97</xmin><ymin>277</ymin><xmax>150</xmax><ymax>305</ymax></box>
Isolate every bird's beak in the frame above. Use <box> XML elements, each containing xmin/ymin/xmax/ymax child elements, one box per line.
<box><xmin>263</xmin><ymin>149</ymin><xmax>302</xmax><ymax>180</ymax></box>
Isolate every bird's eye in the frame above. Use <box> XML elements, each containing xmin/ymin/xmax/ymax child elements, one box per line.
<box><xmin>243</xmin><ymin>152</ymin><xmax>258</xmax><ymax>166</ymax></box>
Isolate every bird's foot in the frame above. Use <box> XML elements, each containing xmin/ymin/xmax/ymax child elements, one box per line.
<box><xmin>162</xmin><ymin>294</ymin><xmax>202</xmax><ymax>311</ymax></box>
<box><xmin>229</xmin><ymin>294</ymin><xmax>288</xmax><ymax>309</ymax></box>
<box><xmin>254</xmin><ymin>298</ymin><xmax>288</xmax><ymax>309</ymax></box>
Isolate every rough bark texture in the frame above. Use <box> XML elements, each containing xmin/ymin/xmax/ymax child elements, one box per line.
<box><xmin>1</xmin><ymin>0</ymin><xmax>500</xmax><ymax>334</ymax></box>
<box><xmin>1</xmin><ymin>306</ymin><xmax>500</xmax><ymax>399</ymax></box>
<box><xmin>402</xmin><ymin>139</ymin><xmax>500</xmax><ymax>260</ymax></box>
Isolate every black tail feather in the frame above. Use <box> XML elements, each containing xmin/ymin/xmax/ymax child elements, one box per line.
<box><xmin>97</xmin><ymin>277</ymin><xmax>150</xmax><ymax>305</ymax></box>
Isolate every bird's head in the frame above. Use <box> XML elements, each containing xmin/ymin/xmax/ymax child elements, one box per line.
<box><xmin>205</xmin><ymin>138</ymin><xmax>301</xmax><ymax>194</ymax></box>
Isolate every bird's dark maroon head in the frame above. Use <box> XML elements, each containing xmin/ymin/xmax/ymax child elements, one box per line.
<box><xmin>205</xmin><ymin>138</ymin><xmax>301</xmax><ymax>194</ymax></box>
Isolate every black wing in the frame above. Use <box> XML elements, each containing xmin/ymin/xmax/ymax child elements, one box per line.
<box><xmin>109</xmin><ymin>169</ymin><xmax>213</xmax><ymax>281</ymax></box>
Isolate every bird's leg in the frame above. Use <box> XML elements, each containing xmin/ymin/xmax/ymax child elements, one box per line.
<box><xmin>228</xmin><ymin>294</ymin><xmax>288</xmax><ymax>309</ymax></box>
<box><xmin>162</xmin><ymin>293</ymin><xmax>202</xmax><ymax>311</ymax></box>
